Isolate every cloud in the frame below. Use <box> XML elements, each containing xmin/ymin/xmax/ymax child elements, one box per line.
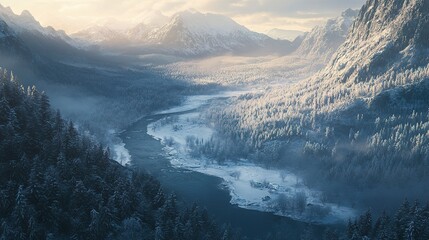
<box><xmin>1</xmin><ymin>0</ymin><xmax>366</xmax><ymax>33</ymax></box>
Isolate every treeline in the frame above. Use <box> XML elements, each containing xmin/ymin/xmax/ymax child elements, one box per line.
<box><xmin>346</xmin><ymin>200</ymin><xmax>429</xmax><ymax>240</ymax></box>
<box><xmin>0</xmin><ymin>70</ymin><xmax>233</xmax><ymax>239</ymax></box>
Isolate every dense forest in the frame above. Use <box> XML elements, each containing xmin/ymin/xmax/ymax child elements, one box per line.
<box><xmin>0</xmin><ymin>70</ymin><xmax>231</xmax><ymax>240</ymax></box>
<box><xmin>346</xmin><ymin>200</ymin><xmax>429</xmax><ymax>240</ymax></box>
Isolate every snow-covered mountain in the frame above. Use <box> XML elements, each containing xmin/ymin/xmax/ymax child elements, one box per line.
<box><xmin>73</xmin><ymin>9</ymin><xmax>294</xmax><ymax>56</ymax></box>
<box><xmin>295</xmin><ymin>8</ymin><xmax>359</xmax><ymax>62</ymax></box>
<box><xmin>0</xmin><ymin>4</ymin><xmax>73</xmax><ymax>45</ymax></box>
<box><xmin>320</xmin><ymin>0</ymin><xmax>429</xmax><ymax>83</ymax></box>
<box><xmin>141</xmin><ymin>10</ymin><xmax>292</xmax><ymax>56</ymax></box>
<box><xmin>266</xmin><ymin>28</ymin><xmax>306</xmax><ymax>41</ymax></box>
<box><xmin>0</xmin><ymin>3</ymin><xmax>95</xmax><ymax>63</ymax></box>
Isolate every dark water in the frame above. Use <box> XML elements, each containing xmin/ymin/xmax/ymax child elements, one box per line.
<box><xmin>121</xmin><ymin>113</ymin><xmax>324</xmax><ymax>239</ymax></box>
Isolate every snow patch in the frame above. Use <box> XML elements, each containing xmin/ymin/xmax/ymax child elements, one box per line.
<box><xmin>112</xmin><ymin>142</ymin><xmax>132</xmax><ymax>166</ymax></box>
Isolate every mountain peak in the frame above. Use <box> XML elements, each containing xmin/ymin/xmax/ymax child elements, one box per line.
<box><xmin>168</xmin><ymin>10</ymin><xmax>248</xmax><ymax>37</ymax></box>
<box><xmin>342</xmin><ymin>8</ymin><xmax>358</xmax><ymax>18</ymax></box>
<box><xmin>20</xmin><ymin>10</ymin><xmax>35</xmax><ymax>20</ymax></box>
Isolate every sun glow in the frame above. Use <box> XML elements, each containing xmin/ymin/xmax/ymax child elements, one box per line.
<box><xmin>1</xmin><ymin>0</ymin><xmax>364</xmax><ymax>34</ymax></box>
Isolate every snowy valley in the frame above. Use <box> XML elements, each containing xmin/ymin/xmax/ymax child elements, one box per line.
<box><xmin>1</xmin><ymin>0</ymin><xmax>429</xmax><ymax>239</ymax></box>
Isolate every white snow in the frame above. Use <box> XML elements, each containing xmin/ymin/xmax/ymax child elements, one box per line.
<box><xmin>108</xmin><ymin>129</ymin><xmax>132</xmax><ymax>166</ymax></box>
<box><xmin>112</xmin><ymin>142</ymin><xmax>132</xmax><ymax>166</ymax></box>
<box><xmin>147</xmin><ymin>94</ymin><xmax>356</xmax><ymax>224</ymax></box>
<box><xmin>169</xmin><ymin>10</ymin><xmax>250</xmax><ymax>37</ymax></box>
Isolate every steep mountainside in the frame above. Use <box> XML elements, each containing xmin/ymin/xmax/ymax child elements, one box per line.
<box><xmin>320</xmin><ymin>0</ymin><xmax>429</xmax><ymax>83</ymax></box>
<box><xmin>295</xmin><ymin>9</ymin><xmax>359</xmax><ymax>62</ymax></box>
<box><xmin>0</xmin><ymin>19</ymin><xmax>34</xmax><ymax>82</ymax></box>
<box><xmin>0</xmin><ymin>19</ymin><xmax>28</xmax><ymax>54</ymax></box>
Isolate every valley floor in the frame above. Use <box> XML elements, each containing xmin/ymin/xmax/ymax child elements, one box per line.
<box><xmin>145</xmin><ymin>92</ymin><xmax>355</xmax><ymax>224</ymax></box>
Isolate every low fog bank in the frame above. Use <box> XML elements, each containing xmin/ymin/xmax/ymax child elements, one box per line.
<box><xmin>0</xmin><ymin>47</ymin><xmax>228</xmax><ymax>166</ymax></box>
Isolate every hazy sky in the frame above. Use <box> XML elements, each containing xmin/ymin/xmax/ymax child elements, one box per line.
<box><xmin>1</xmin><ymin>0</ymin><xmax>366</xmax><ymax>33</ymax></box>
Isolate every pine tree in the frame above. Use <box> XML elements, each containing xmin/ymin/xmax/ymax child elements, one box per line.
<box><xmin>358</xmin><ymin>210</ymin><xmax>372</xmax><ymax>237</ymax></box>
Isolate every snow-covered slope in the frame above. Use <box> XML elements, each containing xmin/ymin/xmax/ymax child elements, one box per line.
<box><xmin>72</xmin><ymin>25</ymin><xmax>127</xmax><ymax>45</ymax></box>
<box><xmin>127</xmin><ymin>10</ymin><xmax>169</xmax><ymax>41</ymax></box>
<box><xmin>320</xmin><ymin>0</ymin><xmax>429</xmax><ymax>83</ymax></box>
<box><xmin>0</xmin><ymin>19</ymin><xmax>25</xmax><ymax>52</ymax></box>
<box><xmin>267</xmin><ymin>28</ymin><xmax>306</xmax><ymax>41</ymax></box>
<box><xmin>127</xmin><ymin>23</ymin><xmax>154</xmax><ymax>41</ymax></box>
<box><xmin>295</xmin><ymin>8</ymin><xmax>359</xmax><ymax>62</ymax></box>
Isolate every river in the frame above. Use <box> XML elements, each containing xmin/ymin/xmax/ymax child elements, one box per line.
<box><xmin>119</xmin><ymin>93</ymin><xmax>328</xmax><ymax>239</ymax></box>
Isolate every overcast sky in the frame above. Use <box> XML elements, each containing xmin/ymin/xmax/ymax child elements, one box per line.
<box><xmin>1</xmin><ymin>0</ymin><xmax>366</xmax><ymax>33</ymax></box>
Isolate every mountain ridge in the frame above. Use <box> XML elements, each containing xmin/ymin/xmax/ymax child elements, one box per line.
<box><xmin>73</xmin><ymin>9</ymin><xmax>295</xmax><ymax>57</ymax></box>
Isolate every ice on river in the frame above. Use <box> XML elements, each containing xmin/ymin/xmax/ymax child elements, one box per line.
<box><xmin>147</xmin><ymin>95</ymin><xmax>355</xmax><ymax>224</ymax></box>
